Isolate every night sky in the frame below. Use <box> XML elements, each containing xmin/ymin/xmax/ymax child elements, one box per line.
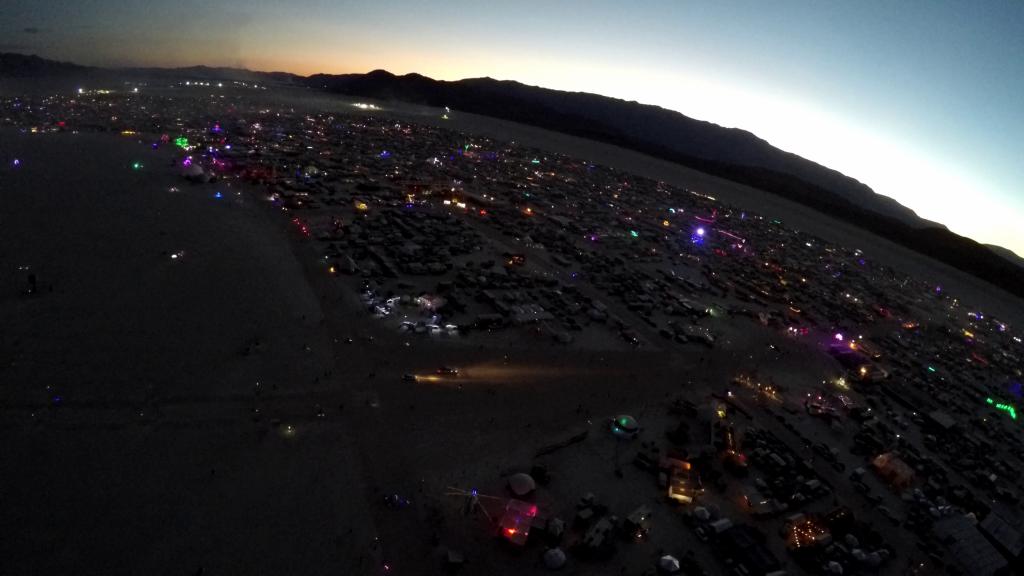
<box><xmin>5</xmin><ymin>0</ymin><xmax>1022</xmax><ymax>253</ymax></box>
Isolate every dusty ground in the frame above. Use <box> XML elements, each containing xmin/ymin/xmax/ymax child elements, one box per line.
<box><xmin>0</xmin><ymin>131</ymin><xmax>378</xmax><ymax>575</ymax></box>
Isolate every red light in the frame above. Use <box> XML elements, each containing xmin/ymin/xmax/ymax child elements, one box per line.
<box><xmin>506</xmin><ymin>528</ymin><xmax>517</xmax><ymax>536</ymax></box>
<box><xmin>479</xmin><ymin>209</ymin><xmax>487</xmax><ymax>216</ymax></box>
<box><xmin>529</xmin><ymin>505</ymin><xmax>538</xmax><ymax>516</ymax></box>
<box><xmin>57</xmin><ymin>121</ymin><xmax>66</xmax><ymax>127</ymax></box>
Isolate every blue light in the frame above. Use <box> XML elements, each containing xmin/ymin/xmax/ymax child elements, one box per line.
<box><xmin>12</xmin><ymin>158</ymin><xmax>20</xmax><ymax>167</ymax></box>
<box><xmin>214</xmin><ymin>192</ymin><xmax>223</xmax><ymax>199</ymax></box>
<box><xmin>379</xmin><ymin>150</ymin><xmax>391</xmax><ymax>159</ymax></box>
<box><xmin>696</xmin><ymin>227</ymin><xmax>706</xmax><ymax>236</ymax></box>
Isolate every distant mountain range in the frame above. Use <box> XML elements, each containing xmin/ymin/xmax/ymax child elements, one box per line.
<box><xmin>4</xmin><ymin>52</ymin><xmax>1023</xmax><ymax>297</ymax></box>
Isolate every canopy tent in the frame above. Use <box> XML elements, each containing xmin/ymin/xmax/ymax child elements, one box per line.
<box><xmin>508</xmin><ymin>472</ymin><xmax>536</xmax><ymax>496</ymax></box>
<box><xmin>658</xmin><ymin>555</ymin><xmax>681</xmax><ymax>574</ymax></box>
<box><xmin>543</xmin><ymin>548</ymin><xmax>566</xmax><ymax>570</ymax></box>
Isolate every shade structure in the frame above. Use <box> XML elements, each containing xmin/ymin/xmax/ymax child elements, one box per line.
<box><xmin>508</xmin><ymin>472</ymin><xmax>536</xmax><ymax>496</ymax></box>
<box><xmin>543</xmin><ymin>547</ymin><xmax>566</xmax><ymax>569</ymax></box>
<box><xmin>658</xmin><ymin>555</ymin><xmax>681</xmax><ymax>573</ymax></box>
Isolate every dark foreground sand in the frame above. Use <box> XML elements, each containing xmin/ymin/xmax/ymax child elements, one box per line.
<box><xmin>0</xmin><ymin>130</ymin><xmax>378</xmax><ymax>574</ymax></box>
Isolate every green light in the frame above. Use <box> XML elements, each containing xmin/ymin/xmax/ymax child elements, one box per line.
<box><xmin>531</xmin><ymin>158</ymin><xmax>540</xmax><ymax>164</ymax></box>
<box><xmin>987</xmin><ymin>397</ymin><xmax>1018</xmax><ymax>420</ymax></box>
<box><xmin>174</xmin><ymin>137</ymin><xmax>189</xmax><ymax>148</ymax></box>
<box><xmin>131</xmin><ymin>162</ymin><xmax>143</xmax><ymax>170</ymax></box>
<box><xmin>630</xmin><ymin>230</ymin><xmax>639</xmax><ymax>238</ymax></box>
<box><xmin>927</xmin><ymin>366</ymin><xmax>936</xmax><ymax>373</ymax></box>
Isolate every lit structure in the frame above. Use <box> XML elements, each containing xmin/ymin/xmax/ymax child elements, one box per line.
<box><xmin>786</xmin><ymin>517</ymin><xmax>830</xmax><ymax>550</ymax></box>
<box><xmin>498</xmin><ymin>499</ymin><xmax>537</xmax><ymax>546</ymax></box>
<box><xmin>665</xmin><ymin>458</ymin><xmax>696</xmax><ymax>504</ymax></box>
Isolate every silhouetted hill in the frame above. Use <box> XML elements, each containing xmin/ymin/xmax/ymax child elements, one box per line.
<box><xmin>122</xmin><ymin>64</ymin><xmax>302</xmax><ymax>84</ymax></box>
<box><xmin>987</xmin><ymin>245</ymin><xmax>1024</xmax><ymax>270</ymax></box>
<box><xmin>0</xmin><ymin>53</ymin><xmax>90</xmax><ymax>76</ymax></box>
<box><xmin>3</xmin><ymin>54</ymin><xmax>1022</xmax><ymax>295</ymax></box>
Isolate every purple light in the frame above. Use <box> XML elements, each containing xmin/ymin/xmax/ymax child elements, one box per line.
<box><xmin>834</xmin><ymin>333</ymin><xmax>844</xmax><ymax>341</ymax></box>
<box><xmin>182</xmin><ymin>157</ymin><xmax>193</xmax><ymax>167</ymax></box>
<box><xmin>12</xmin><ymin>158</ymin><xmax>20</xmax><ymax>167</ymax></box>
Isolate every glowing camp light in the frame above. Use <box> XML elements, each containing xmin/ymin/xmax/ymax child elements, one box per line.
<box><xmin>987</xmin><ymin>397</ymin><xmax>1018</xmax><ymax>420</ymax></box>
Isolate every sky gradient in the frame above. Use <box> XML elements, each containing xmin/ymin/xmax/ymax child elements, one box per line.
<box><xmin>4</xmin><ymin>0</ymin><xmax>1023</xmax><ymax>254</ymax></box>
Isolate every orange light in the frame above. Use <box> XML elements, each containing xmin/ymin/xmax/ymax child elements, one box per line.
<box><xmin>506</xmin><ymin>528</ymin><xmax>517</xmax><ymax>535</ymax></box>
